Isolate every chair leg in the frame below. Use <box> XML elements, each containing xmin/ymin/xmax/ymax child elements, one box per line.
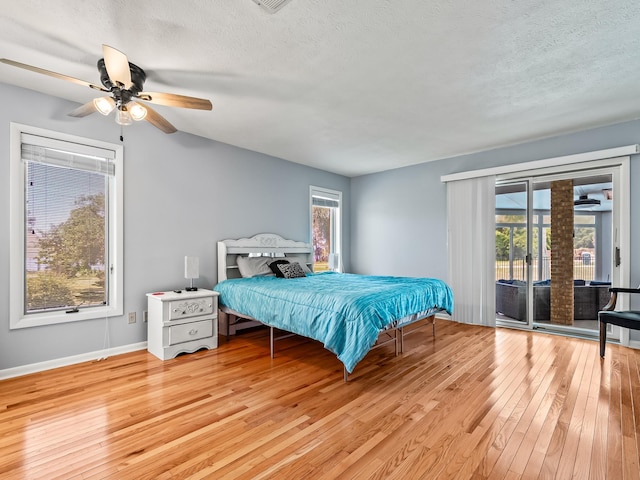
<box><xmin>599</xmin><ymin>321</ymin><xmax>607</xmax><ymax>358</ymax></box>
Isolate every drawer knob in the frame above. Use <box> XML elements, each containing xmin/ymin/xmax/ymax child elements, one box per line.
<box><xmin>189</xmin><ymin>329</ymin><xmax>198</xmax><ymax>335</ymax></box>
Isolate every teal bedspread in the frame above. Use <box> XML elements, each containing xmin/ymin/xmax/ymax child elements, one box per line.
<box><xmin>214</xmin><ymin>272</ymin><xmax>454</xmax><ymax>373</ymax></box>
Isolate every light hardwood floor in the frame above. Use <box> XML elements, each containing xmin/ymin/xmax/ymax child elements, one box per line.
<box><xmin>1</xmin><ymin>320</ymin><xmax>639</xmax><ymax>479</ymax></box>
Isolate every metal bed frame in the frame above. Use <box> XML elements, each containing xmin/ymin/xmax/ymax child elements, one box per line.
<box><xmin>268</xmin><ymin>315</ymin><xmax>437</xmax><ymax>381</ymax></box>
<box><xmin>216</xmin><ymin>233</ymin><xmax>442</xmax><ymax>381</ymax></box>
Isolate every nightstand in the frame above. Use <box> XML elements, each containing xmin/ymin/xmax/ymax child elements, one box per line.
<box><xmin>146</xmin><ymin>289</ymin><xmax>219</xmax><ymax>360</ymax></box>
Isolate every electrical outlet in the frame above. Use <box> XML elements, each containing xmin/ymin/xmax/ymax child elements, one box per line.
<box><xmin>143</xmin><ymin>311</ymin><xmax>148</xmax><ymax>323</ymax></box>
<box><xmin>128</xmin><ymin>312</ymin><xmax>136</xmax><ymax>324</ymax></box>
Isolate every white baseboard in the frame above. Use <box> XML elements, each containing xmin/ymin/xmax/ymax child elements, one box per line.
<box><xmin>0</xmin><ymin>342</ymin><xmax>147</xmax><ymax>380</ymax></box>
<box><xmin>1</xmin><ymin>335</ymin><xmax>636</xmax><ymax>381</ymax></box>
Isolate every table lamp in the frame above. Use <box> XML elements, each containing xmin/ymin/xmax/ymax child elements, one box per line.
<box><xmin>185</xmin><ymin>256</ymin><xmax>199</xmax><ymax>291</ymax></box>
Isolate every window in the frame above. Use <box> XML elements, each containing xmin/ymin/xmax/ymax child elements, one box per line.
<box><xmin>10</xmin><ymin>124</ymin><xmax>123</xmax><ymax>329</ymax></box>
<box><xmin>310</xmin><ymin>186</ymin><xmax>342</xmax><ymax>272</ymax></box>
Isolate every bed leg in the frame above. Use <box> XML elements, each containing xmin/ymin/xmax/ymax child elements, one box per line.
<box><xmin>219</xmin><ymin>312</ymin><xmax>230</xmax><ymax>340</ymax></box>
<box><xmin>400</xmin><ymin>327</ymin><xmax>405</xmax><ymax>353</ymax></box>
<box><xmin>394</xmin><ymin>328</ymin><xmax>400</xmax><ymax>356</ymax></box>
<box><xmin>270</xmin><ymin>326</ymin><xmax>275</xmax><ymax>358</ymax></box>
<box><xmin>344</xmin><ymin>367</ymin><xmax>349</xmax><ymax>382</ymax></box>
<box><xmin>432</xmin><ymin>317</ymin><xmax>436</xmax><ymax>337</ymax></box>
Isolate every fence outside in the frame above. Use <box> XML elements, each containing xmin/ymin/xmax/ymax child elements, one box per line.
<box><xmin>496</xmin><ymin>256</ymin><xmax>595</xmax><ymax>282</ymax></box>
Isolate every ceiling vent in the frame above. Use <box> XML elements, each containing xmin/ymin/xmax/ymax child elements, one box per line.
<box><xmin>574</xmin><ymin>194</ymin><xmax>601</xmax><ymax>206</ymax></box>
<box><xmin>251</xmin><ymin>0</ymin><xmax>293</xmax><ymax>13</ymax></box>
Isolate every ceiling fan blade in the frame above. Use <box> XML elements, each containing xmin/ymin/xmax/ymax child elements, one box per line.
<box><xmin>68</xmin><ymin>100</ymin><xmax>99</xmax><ymax>118</ymax></box>
<box><xmin>138</xmin><ymin>91</ymin><xmax>212</xmax><ymax>110</ymax></box>
<box><xmin>102</xmin><ymin>44</ymin><xmax>132</xmax><ymax>89</ymax></box>
<box><xmin>140</xmin><ymin>102</ymin><xmax>178</xmax><ymax>134</ymax></box>
<box><xmin>0</xmin><ymin>58</ymin><xmax>108</xmax><ymax>92</ymax></box>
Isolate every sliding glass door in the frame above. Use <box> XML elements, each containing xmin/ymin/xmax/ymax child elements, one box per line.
<box><xmin>495</xmin><ymin>181</ymin><xmax>533</xmax><ymax>328</ymax></box>
<box><xmin>496</xmin><ymin>166</ymin><xmax>622</xmax><ymax>339</ymax></box>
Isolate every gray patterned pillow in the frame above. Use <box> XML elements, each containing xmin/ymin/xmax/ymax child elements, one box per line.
<box><xmin>277</xmin><ymin>262</ymin><xmax>306</xmax><ymax>279</ymax></box>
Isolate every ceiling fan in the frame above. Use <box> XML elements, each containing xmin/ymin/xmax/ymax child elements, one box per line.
<box><xmin>574</xmin><ymin>194</ymin><xmax>601</xmax><ymax>206</ymax></box>
<box><xmin>0</xmin><ymin>45</ymin><xmax>212</xmax><ymax>134</ymax></box>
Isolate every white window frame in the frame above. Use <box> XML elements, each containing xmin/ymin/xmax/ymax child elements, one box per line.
<box><xmin>9</xmin><ymin>123</ymin><xmax>124</xmax><ymax>329</ymax></box>
<box><xmin>310</xmin><ymin>185</ymin><xmax>342</xmax><ymax>272</ymax></box>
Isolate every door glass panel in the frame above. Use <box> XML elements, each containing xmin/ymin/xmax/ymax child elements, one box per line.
<box><xmin>495</xmin><ymin>182</ymin><xmax>529</xmax><ymax>325</ymax></box>
<box><xmin>571</xmin><ymin>174</ymin><xmax>613</xmax><ymax>331</ymax></box>
<box><xmin>533</xmin><ymin>173</ymin><xmax>612</xmax><ymax>332</ymax></box>
<box><xmin>532</xmin><ymin>183</ymin><xmax>551</xmax><ymax>323</ymax></box>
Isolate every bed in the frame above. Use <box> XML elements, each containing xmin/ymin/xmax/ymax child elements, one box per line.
<box><xmin>214</xmin><ymin>233</ymin><xmax>454</xmax><ymax>380</ymax></box>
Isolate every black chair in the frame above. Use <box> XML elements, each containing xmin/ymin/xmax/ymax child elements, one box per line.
<box><xmin>598</xmin><ymin>287</ymin><xmax>640</xmax><ymax>357</ymax></box>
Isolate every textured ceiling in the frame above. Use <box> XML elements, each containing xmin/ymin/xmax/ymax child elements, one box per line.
<box><xmin>1</xmin><ymin>1</ymin><xmax>640</xmax><ymax>177</ymax></box>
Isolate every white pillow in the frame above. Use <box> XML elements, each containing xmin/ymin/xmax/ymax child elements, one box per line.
<box><xmin>236</xmin><ymin>256</ymin><xmax>273</xmax><ymax>278</ymax></box>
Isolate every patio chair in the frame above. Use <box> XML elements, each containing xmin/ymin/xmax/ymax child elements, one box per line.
<box><xmin>598</xmin><ymin>287</ymin><xmax>640</xmax><ymax>357</ymax></box>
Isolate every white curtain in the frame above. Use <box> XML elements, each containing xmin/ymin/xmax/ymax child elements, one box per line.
<box><xmin>447</xmin><ymin>175</ymin><xmax>496</xmax><ymax>326</ymax></box>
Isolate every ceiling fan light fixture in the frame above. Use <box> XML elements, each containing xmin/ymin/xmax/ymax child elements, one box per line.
<box><xmin>128</xmin><ymin>102</ymin><xmax>147</xmax><ymax>121</ymax></box>
<box><xmin>93</xmin><ymin>96</ymin><xmax>115</xmax><ymax>115</ymax></box>
<box><xmin>115</xmin><ymin>106</ymin><xmax>132</xmax><ymax>126</ymax></box>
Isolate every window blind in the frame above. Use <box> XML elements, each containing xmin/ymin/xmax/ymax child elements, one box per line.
<box><xmin>21</xmin><ymin>133</ymin><xmax>115</xmax><ymax>176</ymax></box>
<box><xmin>22</xmin><ymin>133</ymin><xmax>110</xmax><ymax>312</ymax></box>
<box><xmin>312</xmin><ymin>196</ymin><xmax>339</xmax><ymax>208</ymax></box>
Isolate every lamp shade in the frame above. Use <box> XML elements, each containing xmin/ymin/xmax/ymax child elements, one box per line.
<box><xmin>115</xmin><ymin>107</ymin><xmax>132</xmax><ymax>126</ymax></box>
<box><xmin>128</xmin><ymin>102</ymin><xmax>147</xmax><ymax>121</ymax></box>
<box><xmin>93</xmin><ymin>96</ymin><xmax>116</xmax><ymax>115</ymax></box>
<box><xmin>184</xmin><ymin>256</ymin><xmax>199</xmax><ymax>279</ymax></box>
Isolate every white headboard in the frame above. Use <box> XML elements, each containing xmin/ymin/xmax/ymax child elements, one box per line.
<box><xmin>217</xmin><ymin>233</ymin><xmax>314</xmax><ymax>282</ymax></box>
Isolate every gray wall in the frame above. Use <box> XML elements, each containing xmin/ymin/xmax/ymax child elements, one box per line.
<box><xmin>0</xmin><ymin>82</ymin><xmax>350</xmax><ymax>370</ymax></box>
<box><xmin>351</xmin><ymin>119</ymin><xmax>640</xmax><ymax>340</ymax></box>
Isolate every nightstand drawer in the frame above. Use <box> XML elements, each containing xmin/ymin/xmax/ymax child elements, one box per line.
<box><xmin>168</xmin><ymin>319</ymin><xmax>213</xmax><ymax>345</ymax></box>
<box><xmin>168</xmin><ymin>296</ymin><xmax>216</xmax><ymax>320</ymax></box>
